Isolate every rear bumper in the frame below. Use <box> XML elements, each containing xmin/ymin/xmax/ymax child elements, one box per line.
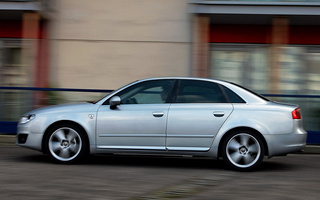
<box><xmin>265</xmin><ymin>127</ymin><xmax>307</xmax><ymax>157</ymax></box>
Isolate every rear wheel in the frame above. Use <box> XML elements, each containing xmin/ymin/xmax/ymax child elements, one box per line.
<box><xmin>221</xmin><ymin>130</ymin><xmax>265</xmax><ymax>171</ymax></box>
<box><xmin>45</xmin><ymin>124</ymin><xmax>88</xmax><ymax>163</ymax></box>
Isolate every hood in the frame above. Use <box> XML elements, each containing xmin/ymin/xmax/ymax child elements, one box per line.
<box><xmin>26</xmin><ymin>102</ymin><xmax>98</xmax><ymax>115</ymax></box>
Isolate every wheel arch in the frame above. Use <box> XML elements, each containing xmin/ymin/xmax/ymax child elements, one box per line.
<box><xmin>42</xmin><ymin>120</ymin><xmax>90</xmax><ymax>154</ymax></box>
<box><xmin>217</xmin><ymin>127</ymin><xmax>269</xmax><ymax>158</ymax></box>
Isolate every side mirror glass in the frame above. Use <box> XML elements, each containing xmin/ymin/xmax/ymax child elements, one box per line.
<box><xmin>109</xmin><ymin>96</ymin><xmax>121</xmax><ymax>109</ymax></box>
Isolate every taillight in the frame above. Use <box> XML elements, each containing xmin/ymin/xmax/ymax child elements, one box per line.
<box><xmin>292</xmin><ymin>108</ymin><xmax>302</xmax><ymax>119</ymax></box>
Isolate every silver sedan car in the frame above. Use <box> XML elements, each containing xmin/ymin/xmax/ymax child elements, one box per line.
<box><xmin>17</xmin><ymin>77</ymin><xmax>307</xmax><ymax>171</ymax></box>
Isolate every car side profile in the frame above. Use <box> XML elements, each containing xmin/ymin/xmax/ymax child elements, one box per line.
<box><xmin>17</xmin><ymin>77</ymin><xmax>307</xmax><ymax>171</ymax></box>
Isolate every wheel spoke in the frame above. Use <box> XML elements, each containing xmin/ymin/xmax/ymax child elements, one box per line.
<box><xmin>229</xmin><ymin>152</ymin><xmax>242</xmax><ymax>164</ymax></box>
<box><xmin>243</xmin><ymin>154</ymin><xmax>255</xmax><ymax>165</ymax></box>
<box><xmin>239</xmin><ymin>134</ymin><xmax>250</xmax><ymax>146</ymax></box>
<box><xmin>59</xmin><ymin>148</ymin><xmax>70</xmax><ymax>158</ymax></box>
<box><xmin>69</xmin><ymin>143</ymin><xmax>80</xmax><ymax>153</ymax></box>
<box><xmin>54</xmin><ymin>130</ymin><xmax>66</xmax><ymax>142</ymax></box>
<box><xmin>51</xmin><ymin>141</ymin><xmax>61</xmax><ymax>152</ymax></box>
<box><xmin>248</xmin><ymin>143</ymin><xmax>259</xmax><ymax>154</ymax></box>
<box><xmin>66</xmin><ymin>129</ymin><xmax>78</xmax><ymax>142</ymax></box>
<box><xmin>228</xmin><ymin>139</ymin><xmax>241</xmax><ymax>151</ymax></box>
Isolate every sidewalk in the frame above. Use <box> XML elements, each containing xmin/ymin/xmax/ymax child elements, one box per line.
<box><xmin>1</xmin><ymin>134</ymin><xmax>319</xmax><ymax>154</ymax></box>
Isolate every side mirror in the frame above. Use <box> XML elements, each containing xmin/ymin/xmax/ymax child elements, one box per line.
<box><xmin>109</xmin><ymin>96</ymin><xmax>121</xmax><ymax>109</ymax></box>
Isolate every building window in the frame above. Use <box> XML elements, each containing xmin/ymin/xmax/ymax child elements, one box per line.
<box><xmin>278</xmin><ymin>46</ymin><xmax>320</xmax><ymax>95</ymax></box>
<box><xmin>209</xmin><ymin>43</ymin><xmax>320</xmax><ymax>131</ymax></box>
<box><xmin>210</xmin><ymin>44</ymin><xmax>268</xmax><ymax>93</ymax></box>
<box><xmin>210</xmin><ymin>44</ymin><xmax>320</xmax><ymax>95</ymax></box>
<box><xmin>0</xmin><ymin>39</ymin><xmax>31</xmax><ymax>121</ymax></box>
<box><xmin>0</xmin><ymin>40</ymin><xmax>23</xmax><ymax>87</ymax></box>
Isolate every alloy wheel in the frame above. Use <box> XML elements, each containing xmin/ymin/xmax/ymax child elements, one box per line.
<box><xmin>48</xmin><ymin>127</ymin><xmax>82</xmax><ymax>162</ymax></box>
<box><xmin>225</xmin><ymin>133</ymin><xmax>262</xmax><ymax>169</ymax></box>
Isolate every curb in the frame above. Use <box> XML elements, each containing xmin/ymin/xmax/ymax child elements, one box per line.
<box><xmin>0</xmin><ymin>134</ymin><xmax>16</xmax><ymax>145</ymax></box>
<box><xmin>299</xmin><ymin>145</ymin><xmax>320</xmax><ymax>154</ymax></box>
<box><xmin>1</xmin><ymin>134</ymin><xmax>319</xmax><ymax>154</ymax></box>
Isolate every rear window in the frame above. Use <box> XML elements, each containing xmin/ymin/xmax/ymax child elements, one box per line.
<box><xmin>227</xmin><ymin>82</ymin><xmax>270</xmax><ymax>102</ymax></box>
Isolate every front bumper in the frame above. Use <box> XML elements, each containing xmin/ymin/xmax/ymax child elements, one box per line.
<box><xmin>16</xmin><ymin>124</ymin><xmax>43</xmax><ymax>152</ymax></box>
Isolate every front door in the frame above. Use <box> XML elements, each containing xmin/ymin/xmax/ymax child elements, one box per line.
<box><xmin>96</xmin><ymin>79</ymin><xmax>174</xmax><ymax>150</ymax></box>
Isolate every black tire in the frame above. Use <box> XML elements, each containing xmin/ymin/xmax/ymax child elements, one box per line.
<box><xmin>44</xmin><ymin>123</ymin><xmax>88</xmax><ymax>163</ymax></box>
<box><xmin>221</xmin><ymin>130</ymin><xmax>265</xmax><ymax>171</ymax></box>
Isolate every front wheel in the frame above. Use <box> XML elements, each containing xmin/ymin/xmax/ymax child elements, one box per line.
<box><xmin>45</xmin><ymin>124</ymin><xmax>88</xmax><ymax>163</ymax></box>
<box><xmin>221</xmin><ymin>130</ymin><xmax>265</xmax><ymax>171</ymax></box>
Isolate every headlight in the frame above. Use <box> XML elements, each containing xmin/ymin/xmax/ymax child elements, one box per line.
<box><xmin>19</xmin><ymin>114</ymin><xmax>36</xmax><ymax>124</ymax></box>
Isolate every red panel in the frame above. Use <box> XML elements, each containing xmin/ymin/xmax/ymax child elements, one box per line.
<box><xmin>289</xmin><ymin>26</ymin><xmax>320</xmax><ymax>45</ymax></box>
<box><xmin>35</xmin><ymin>20</ymin><xmax>49</xmax><ymax>88</ymax></box>
<box><xmin>210</xmin><ymin>24</ymin><xmax>320</xmax><ymax>45</ymax></box>
<box><xmin>210</xmin><ymin>25</ymin><xmax>271</xmax><ymax>44</ymax></box>
<box><xmin>0</xmin><ymin>20</ymin><xmax>22</xmax><ymax>38</ymax></box>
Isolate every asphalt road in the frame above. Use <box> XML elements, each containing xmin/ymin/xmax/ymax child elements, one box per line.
<box><xmin>0</xmin><ymin>144</ymin><xmax>319</xmax><ymax>200</ymax></box>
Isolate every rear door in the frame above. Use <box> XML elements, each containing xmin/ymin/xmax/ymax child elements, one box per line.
<box><xmin>166</xmin><ymin>80</ymin><xmax>233</xmax><ymax>151</ymax></box>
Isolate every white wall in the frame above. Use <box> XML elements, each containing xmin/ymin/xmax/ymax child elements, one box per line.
<box><xmin>50</xmin><ymin>0</ymin><xmax>191</xmax><ymax>91</ymax></box>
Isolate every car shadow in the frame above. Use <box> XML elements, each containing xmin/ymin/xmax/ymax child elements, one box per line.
<box><xmin>17</xmin><ymin>153</ymin><xmax>225</xmax><ymax>170</ymax></box>
<box><xmin>86</xmin><ymin>154</ymin><xmax>226</xmax><ymax>170</ymax></box>
<box><xmin>16</xmin><ymin>152</ymin><xmax>295</xmax><ymax>171</ymax></box>
<box><xmin>259</xmin><ymin>159</ymin><xmax>296</xmax><ymax>171</ymax></box>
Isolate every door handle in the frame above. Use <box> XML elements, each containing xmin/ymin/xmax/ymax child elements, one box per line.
<box><xmin>213</xmin><ymin>112</ymin><xmax>225</xmax><ymax>117</ymax></box>
<box><xmin>153</xmin><ymin>112</ymin><xmax>164</xmax><ymax>117</ymax></box>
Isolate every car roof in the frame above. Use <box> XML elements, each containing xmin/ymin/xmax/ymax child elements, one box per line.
<box><xmin>98</xmin><ymin>77</ymin><xmax>268</xmax><ymax>104</ymax></box>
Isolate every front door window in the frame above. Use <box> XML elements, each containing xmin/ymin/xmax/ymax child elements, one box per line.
<box><xmin>116</xmin><ymin>80</ymin><xmax>174</xmax><ymax>104</ymax></box>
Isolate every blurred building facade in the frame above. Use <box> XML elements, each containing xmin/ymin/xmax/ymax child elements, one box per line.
<box><xmin>191</xmin><ymin>0</ymin><xmax>320</xmax><ymax>132</ymax></box>
<box><xmin>191</xmin><ymin>0</ymin><xmax>320</xmax><ymax>96</ymax></box>
<box><xmin>2</xmin><ymin>0</ymin><xmax>320</xmax><ymax>95</ymax></box>
<box><xmin>0</xmin><ymin>0</ymin><xmax>52</xmax><ymax>122</ymax></box>
<box><xmin>1</xmin><ymin>0</ymin><xmax>320</xmax><ymax>133</ymax></box>
<box><xmin>2</xmin><ymin>0</ymin><xmax>320</xmax><ymax>96</ymax></box>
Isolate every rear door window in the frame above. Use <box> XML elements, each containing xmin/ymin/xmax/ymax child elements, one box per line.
<box><xmin>175</xmin><ymin>80</ymin><xmax>228</xmax><ymax>103</ymax></box>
